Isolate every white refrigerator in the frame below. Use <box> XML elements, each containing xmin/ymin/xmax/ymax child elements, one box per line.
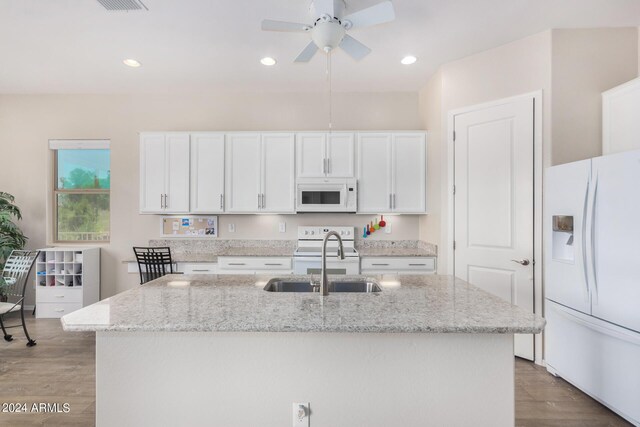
<box><xmin>545</xmin><ymin>149</ymin><xmax>640</xmax><ymax>426</ymax></box>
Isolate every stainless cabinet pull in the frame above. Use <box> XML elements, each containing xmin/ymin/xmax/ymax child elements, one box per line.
<box><xmin>160</xmin><ymin>194</ymin><xmax>164</xmax><ymax>209</ymax></box>
<box><xmin>54</xmin><ymin>309</ymin><xmax>65</xmax><ymax>313</ymax></box>
<box><xmin>389</xmin><ymin>194</ymin><xmax>392</xmax><ymax>209</ymax></box>
<box><xmin>258</xmin><ymin>194</ymin><xmax>261</xmax><ymax>209</ymax></box>
<box><xmin>220</xmin><ymin>194</ymin><xmax>224</xmax><ymax>210</ymax></box>
<box><xmin>327</xmin><ymin>158</ymin><xmax>331</xmax><ymax>174</ymax></box>
<box><xmin>262</xmin><ymin>194</ymin><xmax>265</xmax><ymax>209</ymax></box>
<box><xmin>55</xmin><ymin>295</ymin><xmax>65</xmax><ymax>298</ymax></box>
<box><xmin>164</xmin><ymin>194</ymin><xmax>168</xmax><ymax>209</ymax></box>
<box><xmin>264</xmin><ymin>263</ymin><xmax>283</xmax><ymax>266</ymax></box>
<box><xmin>228</xmin><ymin>263</ymin><xmax>246</xmax><ymax>266</ymax></box>
<box><xmin>409</xmin><ymin>264</ymin><xmax>427</xmax><ymax>266</ymax></box>
<box><xmin>192</xmin><ymin>269</ymin><xmax>211</xmax><ymax>272</ymax></box>
<box><xmin>372</xmin><ymin>263</ymin><xmax>389</xmax><ymax>266</ymax></box>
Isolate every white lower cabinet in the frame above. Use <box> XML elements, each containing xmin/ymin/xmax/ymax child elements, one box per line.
<box><xmin>179</xmin><ymin>263</ymin><xmax>218</xmax><ymax>275</ymax></box>
<box><xmin>360</xmin><ymin>257</ymin><xmax>436</xmax><ymax>275</ymax></box>
<box><xmin>35</xmin><ymin>247</ymin><xmax>100</xmax><ymax>319</ymax></box>
<box><xmin>217</xmin><ymin>257</ymin><xmax>292</xmax><ymax>275</ymax></box>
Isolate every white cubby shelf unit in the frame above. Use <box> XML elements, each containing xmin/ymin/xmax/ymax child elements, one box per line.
<box><xmin>35</xmin><ymin>247</ymin><xmax>100</xmax><ymax>319</ymax></box>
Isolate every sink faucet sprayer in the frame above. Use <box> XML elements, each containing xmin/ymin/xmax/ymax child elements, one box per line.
<box><xmin>320</xmin><ymin>231</ymin><xmax>345</xmax><ymax>296</ymax></box>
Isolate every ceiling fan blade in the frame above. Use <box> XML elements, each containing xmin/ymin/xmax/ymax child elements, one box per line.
<box><xmin>339</xmin><ymin>35</ymin><xmax>371</xmax><ymax>61</ymax></box>
<box><xmin>312</xmin><ymin>0</ymin><xmax>337</xmax><ymax>18</ymax></box>
<box><xmin>295</xmin><ymin>41</ymin><xmax>319</xmax><ymax>63</ymax></box>
<box><xmin>342</xmin><ymin>0</ymin><xmax>395</xmax><ymax>30</ymax></box>
<box><xmin>261</xmin><ymin>19</ymin><xmax>310</xmax><ymax>32</ymax></box>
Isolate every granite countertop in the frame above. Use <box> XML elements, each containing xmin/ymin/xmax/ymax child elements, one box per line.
<box><xmin>61</xmin><ymin>274</ymin><xmax>545</xmax><ymax>334</ymax></box>
<box><xmin>123</xmin><ymin>247</ymin><xmax>295</xmax><ymax>264</ymax></box>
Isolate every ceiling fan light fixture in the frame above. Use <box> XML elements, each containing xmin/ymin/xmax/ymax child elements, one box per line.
<box><xmin>401</xmin><ymin>55</ymin><xmax>417</xmax><ymax>65</ymax></box>
<box><xmin>260</xmin><ymin>57</ymin><xmax>277</xmax><ymax>66</ymax></box>
<box><xmin>123</xmin><ymin>58</ymin><xmax>142</xmax><ymax>67</ymax></box>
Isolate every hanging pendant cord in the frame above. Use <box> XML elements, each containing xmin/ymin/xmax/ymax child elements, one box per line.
<box><xmin>326</xmin><ymin>51</ymin><xmax>333</xmax><ymax>133</ymax></box>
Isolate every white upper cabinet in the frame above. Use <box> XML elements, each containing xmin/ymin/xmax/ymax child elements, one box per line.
<box><xmin>140</xmin><ymin>133</ymin><xmax>190</xmax><ymax>214</ymax></box>
<box><xmin>603</xmin><ymin>77</ymin><xmax>640</xmax><ymax>155</ymax></box>
<box><xmin>261</xmin><ymin>133</ymin><xmax>295</xmax><ymax>213</ymax></box>
<box><xmin>327</xmin><ymin>133</ymin><xmax>355</xmax><ymax>177</ymax></box>
<box><xmin>357</xmin><ymin>132</ymin><xmax>427</xmax><ymax>214</ymax></box>
<box><xmin>392</xmin><ymin>133</ymin><xmax>426</xmax><ymax>213</ymax></box>
<box><xmin>225</xmin><ymin>133</ymin><xmax>262</xmax><ymax>213</ymax></box>
<box><xmin>190</xmin><ymin>133</ymin><xmax>225</xmax><ymax>213</ymax></box>
<box><xmin>296</xmin><ymin>132</ymin><xmax>355</xmax><ymax>178</ymax></box>
<box><xmin>357</xmin><ymin>133</ymin><xmax>393</xmax><ymax>213</ymax></box>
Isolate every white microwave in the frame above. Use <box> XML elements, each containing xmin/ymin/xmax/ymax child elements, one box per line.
<box><xmin>296</xmin><ymin>178</ymin><xmax>357</xmax><ymax>213</ymax></box>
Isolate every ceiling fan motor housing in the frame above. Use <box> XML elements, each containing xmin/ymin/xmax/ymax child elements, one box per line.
<box><xmin>312</xmin><ymin>20</ymin><xmax>346</xmax><ymax>52</ymax></box>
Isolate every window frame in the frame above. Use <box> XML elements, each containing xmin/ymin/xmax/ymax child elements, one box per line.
<box><xmin>52</xmin><ymin>145</ymin><xmax>111</xmax><ymax>244</ymax></box>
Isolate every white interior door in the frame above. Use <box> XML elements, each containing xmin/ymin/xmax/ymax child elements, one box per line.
<box><xmin>139</xmin><ymin>133</ymin><xmax>166</xmax><ymax>213</ymax></box>
<box><xmin>225</xmin><ymin>133</ymin><xmax>261</xmax><ymax>213</ymax></box>
<box><xmin>454</xmin><ymin>97</ymin><xmax>535</xmax><ymax>360</ymax></box>
<box><xmin>357</xmin><ymin>133</ymin><xmax>392</xmax><ymax>213</ymax></box>
<box><xmin>296</xmin><ymin>133</ymin><xmax>326</xmax><ymax>178</ymax></box>
<box><xmin>190</xmin><ymin>133</ymin><xmax>225</xmax><ymax>213</ymax></box>
<box><xmin>261</xmin><ymin>133</ymin><xmax>295</xmax><ymax>213</ymax></box>
<box><xmin>327</xmin><ymin>132</ymin><xmax>355</xmax><ymax>177</ymax></box>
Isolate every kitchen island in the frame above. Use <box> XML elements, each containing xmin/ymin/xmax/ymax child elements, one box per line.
<box><xmin>62</xmin><ymin>274</ymin><xmax>545</xmax><ymax>427</ymax></box>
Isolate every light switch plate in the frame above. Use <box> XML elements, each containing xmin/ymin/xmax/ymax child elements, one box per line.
<box><xmin>292</xmin><ymin>402</ymin><xmax>310</xmax><ymax>427</ymax></box>
<box><xmin>228</xmin><ymin>223</ymin><xmax>235</xmax><ymax>233</ymax></box>
<box><xmin>279</xmin><ymin>222</ymin><xmax>286</xmax><ymax>233</ymax></box>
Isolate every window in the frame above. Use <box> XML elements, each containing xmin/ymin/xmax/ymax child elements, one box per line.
<box><xmin>53</xmin><ymin>145</ymin><xmax>110</xmax><ymax>242</ymax></box>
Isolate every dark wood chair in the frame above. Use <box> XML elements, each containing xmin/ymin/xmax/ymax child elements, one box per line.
<box><xmin>133</xmin><ymin>247</ymin><xmax>176</xmax><ymax>285</ymax></box>
<box><xmin>0</xmin><ymin>250</ymin><xmax>40</xmax><ymax>346</ymax></box>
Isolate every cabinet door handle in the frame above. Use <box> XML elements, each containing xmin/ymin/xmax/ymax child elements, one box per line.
<box><xmin>372</xmin><ymin>263</ymin><xmax>390</xmax><ymax>266</ymax></box>
<box><xmin>228</xmin><ymin>263</ymin><xmax>246</xmax><ymax>266</ymax></box>
<box><xmin>54</xmin><ymin>309</ymin><xmax>65</xmax><ymax>313</ymax></box>
<box><xmin>264</xmin><ymin>263</ymin><xmax>283</xmax><ymax>266</ymax></box>
<box><xmin>389</xmin><ymin>194</ymin><xmax>392</xmax><ymax>209</ymax></box>
<box><xmin>55</xmin><ymin>295</ymin><xmax>65</xmax><ymax>298</ymax></box>
<box><xmin>327</xmin><ymin>158</ymin><xmax>331</xmax><ymax>174</ymax></box>
<box><xmin>220</xmin><ymin>194</ymin><xmax>224</xmax><ymax>210</ymax></box>
<box><xmin>165</xmin><ymin>194</ymin><xmax>168</xmax><ymax>209</ymax></box>
<box><xmin>409</xmin><ymin>264</ymin><xmax>427</xmax><ymax>266</ymax></box>
<box><xmin>160</xmin><ymin>194</ymin><xmax>164</xmax><ymax>209</ymax></box>
<box><xmin>262</xmin><ymin>194</ymin><xmax>265</xmax><ymax>209</ymax></box>
<box><xmin>192</xmin><ymin>269</ymin><xmax>211</xmax><ymax>272</ymax></box>
<box><xmin>258</xmin><ymin>194</ymin><xmax>261</xmax><ymax>209</ymax></box>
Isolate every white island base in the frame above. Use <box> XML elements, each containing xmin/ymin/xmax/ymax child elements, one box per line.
<box><xmin>97</xmin><ymin>332</ymin><xmax>514</xmax><ymax>427</ymax></box>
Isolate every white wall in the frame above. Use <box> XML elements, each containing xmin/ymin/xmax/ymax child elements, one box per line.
<box><xmin>0</xmin><ymin>92</ymin><xmax>423</xmax><ymax>301</ymax></box>
<box><xmin>551</xmin><ymin>28</ymin><xmax>638</xmax><ymax>165</ymax></box>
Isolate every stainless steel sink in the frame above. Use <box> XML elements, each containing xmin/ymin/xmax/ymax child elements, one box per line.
<box><xmin>264</xmin><ymin>278</ymin><xmax>381</xmax><ymax>293</ymax></box>
<box><xmin>263</xmin><ymin>281</ymin><xmax>317</xmax><ymax>293</ymax></box>
<box><xmin>329</xmin><ymin>280</ymin><xmax>381</xmax><ymax>293</ymax></box>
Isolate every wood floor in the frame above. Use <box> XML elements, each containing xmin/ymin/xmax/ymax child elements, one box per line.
<box><xmin>0</xmin><ymin>315</ymin><xmax>633</xmax><ymax>427</ymax></box>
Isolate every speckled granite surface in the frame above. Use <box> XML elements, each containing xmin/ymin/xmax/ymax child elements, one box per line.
<box><xmin>123</xmin><ymin>239</ymin><xmax>437</xmax><ymax>262</ymax></box>
<box><xmin>62</xmin><ymin>274</ymin><xmax>544</xmax><ymax>334</ymax></box>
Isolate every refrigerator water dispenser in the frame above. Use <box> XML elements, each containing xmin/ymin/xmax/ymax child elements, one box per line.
<box><xmin>552</xmin><ymin>215</ymin><xmax>574</xmax><ymax>262</ymax></box>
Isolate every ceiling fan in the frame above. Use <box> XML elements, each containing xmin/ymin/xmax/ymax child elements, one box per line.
<box><xmin>261</xmin><ymin>0</ymin><xmax>395</xmax><ymax>62</ymax></box>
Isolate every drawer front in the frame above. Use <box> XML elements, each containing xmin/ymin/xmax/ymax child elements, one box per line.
<box><xmin>36</xmin><ymin>286</ymin><xmax>83</xmax><ymax>303</ymax></box>
<box><xmin>36</xmin><ymin>302</ymin><xmax>83</xmax><ymax>319</ymax></box>
<box><xmin>218</xmin><ymin>257</ymin><xmax>292</xmax><ymax>270</ymax></box>
<box><xmin>181</xmin><ymin>263</ymin><xmax>218</xmax><ymax>274</ymax></box>
<box><xmin>361</xmin><ymin>257</ymin><xmax>436</xmax><ymax>271</ymax></box>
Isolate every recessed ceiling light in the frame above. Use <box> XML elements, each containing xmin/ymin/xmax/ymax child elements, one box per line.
<box><xmin>401</xmin><ymin>55</ymin><xmax>417</xmax><ymax>65</ymax></box>
<box><xmin>260</xmin><ymin>57</ymin><xmax>277</xmax><ymax>66</ymax></box>
<box><xmin>123</xmin><ymin>59</ymin><xmax>142</xmax><ymax>68</ymax></box>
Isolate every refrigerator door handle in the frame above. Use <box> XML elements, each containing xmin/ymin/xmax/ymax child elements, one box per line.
<box><xmin>581</xmin><ymin>180</ymin><xmax>590</xmax><ymax>296</ymax></box>
<box><xmin>590</xmin><ymin>174</ymin><xmax>599</xmax><ymax>300</ymax></box>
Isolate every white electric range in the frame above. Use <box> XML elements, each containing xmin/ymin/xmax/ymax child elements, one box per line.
<box><xmin>293</xmin><ymin>226</ymin><xmax>359</xmax><ymax>275</ymax></box>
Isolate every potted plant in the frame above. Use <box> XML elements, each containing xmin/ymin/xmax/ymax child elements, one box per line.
<box><xmin>0</xmin><ymin>192</ymin><xmax>27</xmax><ymax>302</ymax></box>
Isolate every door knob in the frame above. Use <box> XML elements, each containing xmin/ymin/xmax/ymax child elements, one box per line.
<box><xmin>511</xmin><ymin>259</ymin><xmax>530</xmax><ymax>266</ymax></box>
